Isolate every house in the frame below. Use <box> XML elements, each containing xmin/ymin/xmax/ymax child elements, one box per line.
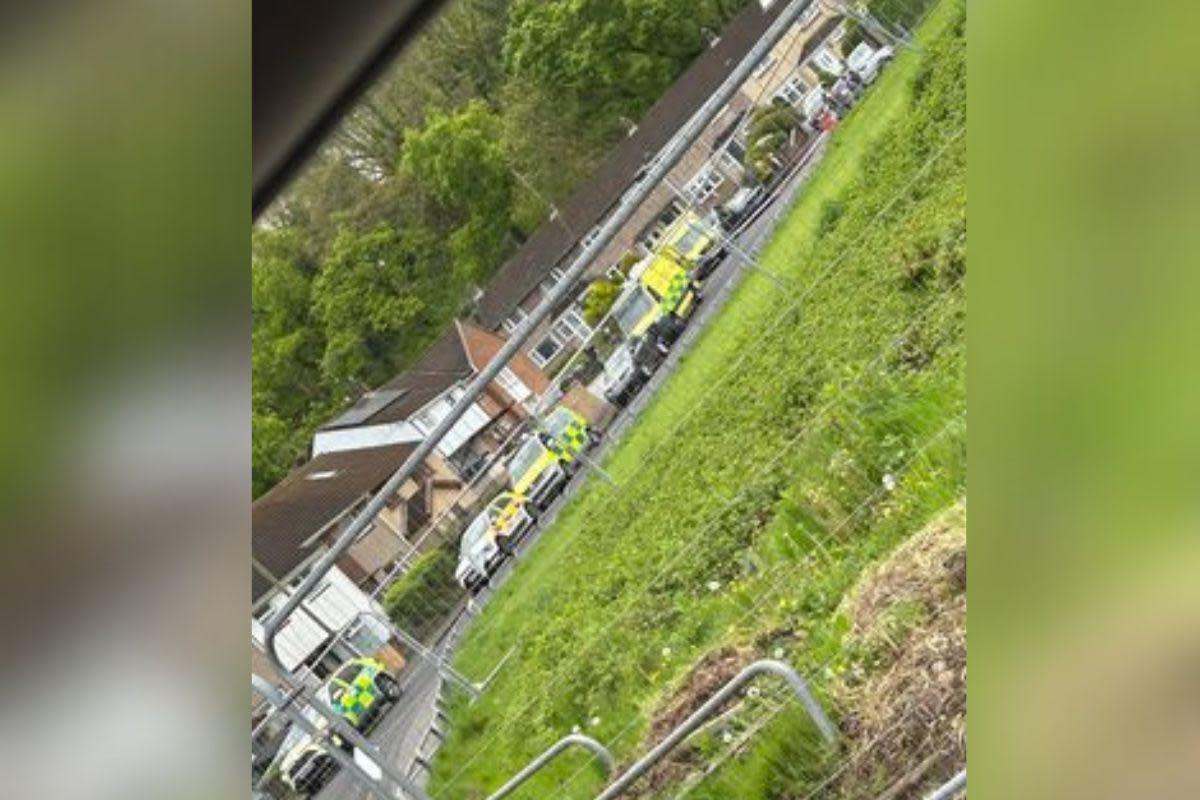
<box><xmin>312</xmin><ymin>319</ymin><xmax>551</xmax><ymax>481</ymax></box>
<box><xmin>473</xmin><ymin>1</ymin><xmax>849</xmax><ymax>377</ymax></box>
<box><xmin>251</xmin><ymin>441</ymin><xmax>463</xmax><ymax>676</ymax></box>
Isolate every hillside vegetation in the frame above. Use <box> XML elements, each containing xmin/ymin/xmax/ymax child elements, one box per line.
<box><xmin>429</xmin><ymin>1</ymin><xmax>966</xmax><ymax>797</ymax></box>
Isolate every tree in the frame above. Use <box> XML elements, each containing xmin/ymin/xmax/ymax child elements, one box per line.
<box><xmin>312</xmin><ymin>225</ymin><xmax>446</xmax><ymax>391</ymax></box>
<box><xmin>402</xmin><ymin>101</ymin><xmax>517</xmax><ymax>281</ymax></box>
<box><xmin>582</xmin><ymin>278</ymin><xmax>623</xmax><ymax>325</ymax></box>
<box><xmin>503</xmin><ymin>0</ymin><xmax>736</xmax><ymax>125</ymax></box>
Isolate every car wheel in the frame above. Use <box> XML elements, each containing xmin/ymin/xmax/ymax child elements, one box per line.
<box><xmin>376</xmin><ymin>673</ymin><xmax>402</xmax><ymax>702</ymax></box>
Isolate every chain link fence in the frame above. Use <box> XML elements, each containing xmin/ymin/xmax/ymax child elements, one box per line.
<box><xmin>251</xmin><ymin>0</ymin><xmax>965</xmax><ymax>797</ymax></box>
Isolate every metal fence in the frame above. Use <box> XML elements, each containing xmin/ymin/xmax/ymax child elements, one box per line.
<box><xmin>251</xmin><ymin>0</ymin><xmax>965</xmax><ymax>797</ymax></box>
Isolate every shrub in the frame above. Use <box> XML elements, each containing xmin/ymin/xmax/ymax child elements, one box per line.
<box><xmin>744</xmin><ymin>102</ymin><xmax>803</xmax><ymax>181</ymax></box>
<box><xmin>382</xmin><ymin>543</ymin><xmax>461</xmax><ymax>642</ymax></box>
<box><xmin>582</xmin><ymin>278</ymin><xmax>623</xmax><ymax>325</ymax></box>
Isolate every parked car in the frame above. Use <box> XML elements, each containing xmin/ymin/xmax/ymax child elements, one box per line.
<box><xmin>455</xmin><ymin>490</ymin><xmax>537</xmax><ymax>591</ymax></box>
<box><xmin>281</xmin><ymin>742</ymin><xmax>338</xmax><ymax>796</ymax></box>
<box><xmin>599</xmin><ymin>335</ymin><xmax>666</xmax><ymax>408</ymax></box>
<box><xmin>718</xmin><ymin>184</ymin><xmax>766</xmax><ymax>229</ymax></box>
<box><xmin>846</xmin><ymin>42</ymin><xmax>894</xmax><ymax>85</ymax></box>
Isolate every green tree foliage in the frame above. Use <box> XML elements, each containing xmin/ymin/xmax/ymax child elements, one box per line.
<box><xmin>252</xmin><ymin>0</ymin><xmax>757</xmax><ymax>496</ymax></box>
<box><xmin>312</xmin><ymin>225</ymin><xmax>446</xmax><ymax>392</ymax></box>
<box><xmin>582</xmin><ymin>277</ymin><xmax>623</xmax><ymax>325</ymax></box>
<box><xmin>382</xmin><ymin>544</ymin><xmax>461</xmax><ymax>641</ymax></box>
<box><xmin>744</xmin><ymin>101</ymin><xmax>803</xmax><ymax>182</ymax></box>
<box><xmin>503</xmin><ymin>0</ymin><xmax>743</xmax><ymax>127</ymax></box>
<box><xmin>403</xmin><ymin>102</ymin><xmax>520</xmax><ymax>281</ymax></box>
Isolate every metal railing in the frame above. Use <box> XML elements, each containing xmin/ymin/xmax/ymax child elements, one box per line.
<box><xmin>592</xmin><ymin>660</ymin><xmax>836</xmax><ymax>800</ymax></box>
<box><xmin>254</xmin><ymin>8</ymin><xmax>828</xmax><ymax>798</ymax></box>
<box><xmin>923</xmin><ymin>769</ymin><xmax>966</xmax><ymax>800</ymax></box>
<box><xmin>485</xmin><ymin>734</ymin><xmax>615</xmax><ymax>800</ymax></box>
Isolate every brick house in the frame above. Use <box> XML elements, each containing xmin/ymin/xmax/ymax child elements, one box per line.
<box><xmin>251</xmin><ymin>441</ymin><xmax>459</xmax><ymax>676</ymax></box>
<box><xmin>312</xmin><ymin>319</ymin><xmax>551</xmax><ymax>481</ymax></box>
<box><xmin>472</xmin><ymin>1</ymin><xmax>849</xmax><ymax>379</ymax></box>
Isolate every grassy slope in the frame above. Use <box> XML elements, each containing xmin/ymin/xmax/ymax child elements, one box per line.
<box><xmin>430</xmin><ymin>3</ymin><xmax>966</xmax><ymax>797</ymax></box>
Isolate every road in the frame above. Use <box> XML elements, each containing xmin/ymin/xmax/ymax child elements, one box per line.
<box><xmin>311</xmin><ymin>134</ymin><xmax>830</xmax><ymax>800</ymax></box>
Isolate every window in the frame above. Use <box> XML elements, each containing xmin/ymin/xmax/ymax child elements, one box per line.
<box><xmin>502</xmin><ymin>318</ymin><xmax>518</xmax><ymax>334</ymax></box>
<box><xmin>684</xmin><ymin>166</ymin><xmax>724</xmax><ymax>205</ymax></box>
<box><xmin>717</xmin><ymin>148</ymin><xmax>742</xmax><ymax>175</ymax></box>
<box><xmin>530</xmin><ymin>331</ymin><xmax>564</xmax><ymax>368</ymax></box>
<box><xmin>812</xmin><ymin>47</ymin><xmax>843</xmax><ymax>76</ymax></box>
<box><xmin>554</xmin><ymin>307</ymin><xmax>590</xmax><ymax>340</ymax></box>
<box><xmin>775</xmin><ymin>72</ymin><xmax>809</xmax><ymax>107</ymax></box>
<box><xmin>495</xmin><ymin>367</ymin><xmax>531</xmax><ymax>403</ymax></box>
<box><xmin>642</xmin><ymin>198</ymin><xmax>688</xmax><ymax>252</ymax></box>
<box><xmin>549</xmin><ymin>266</ymin><xmax>566</xmax><ymax>284</ymax></box>
<box><xmin>606</xmin><ymin>265</ymin><xmax>625</xmax><ymax>282</ymax></box>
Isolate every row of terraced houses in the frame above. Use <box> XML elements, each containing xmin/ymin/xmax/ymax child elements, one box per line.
<box><xmin>251</xmin><ymin>0</ymin><xmax>884</xmax><ymax>693</ymax></box>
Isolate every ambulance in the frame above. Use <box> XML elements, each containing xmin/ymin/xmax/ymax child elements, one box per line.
<box><xmin>658</xmin><ymin>211</ymin><xmax>726</xmax><ymax>279</ymax></box>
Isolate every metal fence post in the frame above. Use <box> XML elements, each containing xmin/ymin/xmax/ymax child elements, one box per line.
<box><xmin>593</xmin><ymin>660</ymin><xmax>835</xmax><ymax>800</ymax></box>
<box><xmin>922</xmin><ymin>769</ymin><xmax>966</xmax><ymax>800</ymax></box>
<box><xmin>485</xmin><ymin>734</ymin><xmax>615</xmax><ymax>800</ymax></box>
<box><xmin>252</xmin><ymin>674</ymin><xmax>398</xmax><ymax>800</ymax></box>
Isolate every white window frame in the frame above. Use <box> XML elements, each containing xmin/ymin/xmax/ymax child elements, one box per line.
<box><xmin>684</xmin><ymin>166</ymin><xmax>724</xmax><ymax>205</ymax></box>
<box><xmin>529</xmin><ymin>331</ymin><xmax>565</xmax><ymax>368</ymax></box>
<box><xmin>775</xmin><ymin>72</ymin><xmax>809</xmax><ymax>107</ymax></box>
<box><xmin>556</xmin><ymin>307</ymin><xmax>591</xmax><ymax>340</ymax></box>
<box><xmin>812</xmin><ymin>47</ymin><xmax>843</xmax><ymax>76</ymax></box>
<box><xmin>495</xmin><ymin>367</ymin><xmax>532</xmax><ymax>403</ymax></box>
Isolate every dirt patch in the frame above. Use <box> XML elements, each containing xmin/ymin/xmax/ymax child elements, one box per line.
<box><xmin>619</xmin><ymin>645</ymin><xmax>757</xmax><ymax>796</ymax></box>
<box><xmin>833</xmin><ymin>501</ymin><xmax>967</xmax><ymax>799</ymax></box>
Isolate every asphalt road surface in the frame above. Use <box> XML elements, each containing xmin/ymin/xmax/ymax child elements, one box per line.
<box><xmin>311</xmin><ymin>134</ymin><xmax>830</xmax><ymax>800</ymax></box>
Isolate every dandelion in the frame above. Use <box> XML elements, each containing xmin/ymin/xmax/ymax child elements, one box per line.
<box><xmin>773</xmin><ymin>647</ymin><xmax>785</xmax><ymax>659</ymax></box>
<box><xmin>707</xmin><ymin>580</ymin><xmax>721</xmax><ymax>592</ymax></box>
<box><xmin>661</xmin><ymin>646</ymin><xmax>672</xmax><ymax>658</ymax></box>
<box><xmin>882</xmin><ymin>473</ymin><xmax>897</xmax><ymax>492</ymax></box>
<box><xmin>747</xmin><ymin>687</ymin><xmax>761</xmax><ymax>699</ymax></box>
<box><xmin>722</xmin><ymin>731</ymin><xmax>734</xmax><ymax>744</ymax></box>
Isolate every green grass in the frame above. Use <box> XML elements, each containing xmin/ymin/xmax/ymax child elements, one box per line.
<box><xmin>429</xmin><ymin>3</ymin><xmax>966</xmax><ymax>797</ymax></box>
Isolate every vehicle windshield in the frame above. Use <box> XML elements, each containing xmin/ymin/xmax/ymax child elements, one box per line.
<box><xmin>613</xmin><ymin>288</ymin><xmax>657</xmax><ymax>335</ymax></box>
<box><xmin>508</xmin><ymin>437</ymin><xmax>546</xmax><ymax>482</ymax></box>
<box><xmin>485</xmin><ymin>494</ymin><xmax>512</xmax><ymax>523</ymax></box>
<box><xmin>461</xmin><ymin>513</ymin><xmax>492</xmax><ymax>551</ymax></box>
<box><xmin>543</xmin><ymin>408</ymin><xmax>574</xmax><ymax>438</ymax></box>
<box><xmin>605</xmin><ymin>344</ymin><xmax>634</xmax><ymax>382</ymax></box>
<box><xmin>674</xmin><ymin>222</ymin><xmax>708</xmax><ymax>254</ymax></box>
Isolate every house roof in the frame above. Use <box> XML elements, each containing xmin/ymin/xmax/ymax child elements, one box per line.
<box><xmin>252</xmin><ymin>442</ymin><xmax>418</xmax><ymax>601</ymax></box>
<box><xmin>318</xmin><ymin>327</ymin><xmax>473</xmax><ymax>431</ymax></box>
<box><xmin>456</xmin><ymin>319</ymin><xmax>552</xmax><ymax>397</ymax></box>
<box><xmin>474</xmin><ymin>0</ymin><xmax>789</xmax><ymax>328</ymax></box>
<box><xmin>318</xmin><ymin>318</ymin><xmax>553</xmax><ymax>436</ymax></box>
